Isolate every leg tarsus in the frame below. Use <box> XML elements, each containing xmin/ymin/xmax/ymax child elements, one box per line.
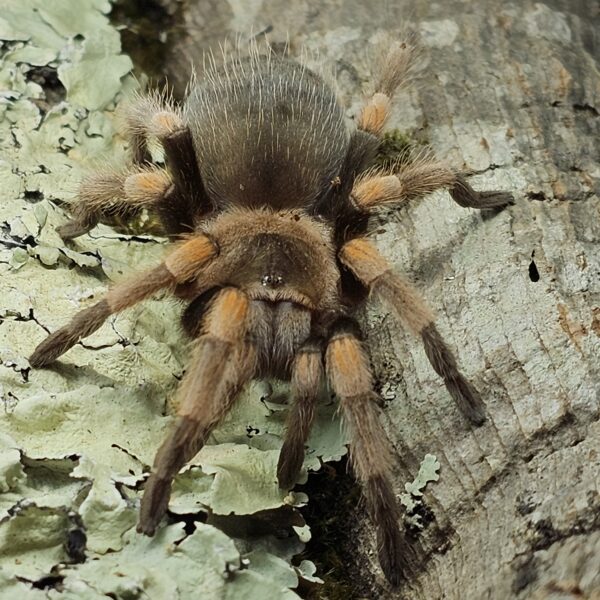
<box><xmin>276</xmin><ymin>347</ymin><xmax>322</xmax><ymax>490</ymax></box>
<box><xmin>476</xmin><ymin>189</ymin><xmax>516</xmax><ymax>209</ymax></box>
<box><xmin>421</xmin><ymin>323</ymin><xmax>486</xmax><ymax>426</ymax></box>
<box><xmin>29</xmin><ymin>300</ymin><xmax>111</xmax><ymax>367</ymax></box>
<box><xmin>277</xmin><ymin>437</ymin><xmax>306</xmax><ymax>490</ymax></box>
<box><xmin>137</xmin><ymin>415</ymin><xmax>206</xmax><ymax>535</ymax></box>
<box><xmin>56</xmin><ymin>214</ymin><xmax>99</xmax><ymax>241</ymax></box>
<box><xmin>368</xmin><ymin>475</ymin><xmax>418</xmax><ymax>586</ymax></box>
<box><xmin>137</xmin><ymin>475</ymin><xmax>172</xmax><ymax>536</ymax></box>
<box><xmin>450</xmin><ymin>174</ymin><xmax>514</xmax><ymax>209</ymax></box>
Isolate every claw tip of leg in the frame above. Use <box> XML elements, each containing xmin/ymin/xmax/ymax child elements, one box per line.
<box><xmin>470</xmin><ymin>409</ymin><xmax>487</xmax><ymax>427</ymax></box>
<box><xmin>136</xmin><ymin>522</ymin><xmax>156</xmax><ymax>537</ymax></box>
<box><xmin>29</xmin><ymin>351</ymin><xmax>46</xmax><ymax>369</ymax></box>
<box><xmin>276</xmin><ymin>468</ymin><xmax>294</xmax><ymax>491</ymax></box>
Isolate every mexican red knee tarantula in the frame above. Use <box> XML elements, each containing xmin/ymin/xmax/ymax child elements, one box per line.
<box><xmin>30</xmin><ymin>40</ymin><xmax>512</xmax><ymax>586</ymax></box>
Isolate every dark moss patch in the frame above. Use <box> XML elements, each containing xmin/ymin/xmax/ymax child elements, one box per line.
<box><xmin>26</xmin><ymin>65</ymin><xmax>66</xmax><ymax>110</ymax></box>
<box><xmin>110</xmin><ymin>0</ymin><xmax>184</xmax><ymax>87</ymax></box>
<box><xmin>371</xmin><ymin>129</ymin><xmax>415</xmax><ymax>171</ymax></box>
<box><xmin>296</xmin><ymin>459</ymin><xmax>376</xmax><ymax>600</ymax></box>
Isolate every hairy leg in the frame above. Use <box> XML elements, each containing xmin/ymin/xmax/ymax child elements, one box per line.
<box><xmin>123</xmin><ymin>93</ymin><xmax>212</xmax><ymax>232</ymax></box>
<box><xmin>57</xmin><ymin>166</ymin><xmax>173</xmax><ymax>241</ymax></box>
<box><xmin>326</xmin><ymin>319</ymin><xmax>416</xmax><ymax>586</ymax></box>
<box><xmin>29</xmin><ymin>235</ymin><xmax>217</xmax><ymax>367</ymax></box>
<box><xmin>351</xmin><ymin>151</ymin><xmax>513</xmax><ymax>212</ymax></box>
<box><xmin>357</xmin><ymin>38</ymin><xmax>421</xmax><ymax>136</ymax></box>
<box><xmin>120</xmin><ymin>91</ymin><xmax>167</xmax><ymax>164</ymax></box>
<box><xmin>276</xmin><ymin>339</ymin><xmax>323</xmax><ymax>489</ymax></box>
<box><xmin>138</xmin><ymin>288</ymin><xmax>255</xmax><ymax>535</ymax></box>
<box><xmin>339</xmin><ymin>238</ymin><xmax>486</xmax><ymax>425</ymax></box>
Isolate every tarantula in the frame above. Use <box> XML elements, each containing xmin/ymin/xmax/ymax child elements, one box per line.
<box><xmin>29</xmin><ymin>40</ymin><xmax>512</xmax><ymax>586</ymax></box>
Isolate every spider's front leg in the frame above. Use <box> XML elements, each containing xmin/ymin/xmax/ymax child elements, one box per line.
<box><xmin>326</xmin><ymin>317</ymin><xmax>417</xmax><ymax>586</ymax></box>
<box><xmin>340</xmin><ymin>238</ymin><xmax>486</xmax><ymax>426</ymax></box>
<box><xmin>29</xmin><ymin>234</ymin><xmax>217</xmax><ymax>367</ymax></box>
<box><xmin>138</xmin><ymin>287</ymin><xmax>256</xmax><ymax>535</ymax></box>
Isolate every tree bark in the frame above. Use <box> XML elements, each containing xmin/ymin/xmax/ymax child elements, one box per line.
<box><xmin>163</xmin><ymin>0</ymin><xmax>599</xmax><ymax>597</ymax></box>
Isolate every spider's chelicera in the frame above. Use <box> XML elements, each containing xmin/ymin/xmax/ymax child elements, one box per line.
<box><xmin>29</xmin><ymin>40</ymin><xmax>513</xmax><ymax>586</ymax></box>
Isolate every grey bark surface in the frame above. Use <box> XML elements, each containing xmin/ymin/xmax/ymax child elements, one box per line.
<box><xmin>162</xmin><ymin>1</ymin><xmax>600</xmax><ymax>598</ymax></box>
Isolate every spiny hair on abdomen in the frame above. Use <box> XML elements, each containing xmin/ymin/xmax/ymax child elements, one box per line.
<box><xmin>184</xmin><ymin>48</ymin><xmax>351</xmax><ymax>211</ymax></box>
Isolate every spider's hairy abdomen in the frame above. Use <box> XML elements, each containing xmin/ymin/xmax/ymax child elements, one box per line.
<box><xmin>185</xmin><ymin>55</ymin><xmax>349</xmax><ymax>210</ymax></box>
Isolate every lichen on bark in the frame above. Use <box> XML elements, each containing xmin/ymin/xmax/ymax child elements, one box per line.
<box><xmin>0</xmin><ymin>2</ymin><xmax>344</xmax><ymax>597</ymax></box>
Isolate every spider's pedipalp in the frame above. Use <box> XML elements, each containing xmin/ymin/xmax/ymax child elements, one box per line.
<box><xmin>138</xmin><ymin>288</ymin><xmax>255</xmax><ymax>535</ymax></box>
<box><xmin>57</xmin><ymin>166</ymin><xmax>173</xmax><ymax>241</ymax></box>
<box><xmin>277</xmin><ymin>341</ymin><xmax>323</xmax><ymax>489</ymax></box>
<box><xmin>29</xmin><ymin>234</ymin><xmax>218</xmax><ymax>367</ymax></box>
<box><xmin>326</xmin><ymin>324</ymin><xmax>417</xmax><ymax>585</ymax></box>
<box><xmin>351</xmin><ymin>153</ymin><xmax>514</xmax><ymax>213</ymax></box>
<box><xmin>339</xmin><ymin>238</ymin><xmax>486</xmax><ymax>425</ymax></box>
<box><xmin>357</xmin><ymin>37</ymin><xmax>421</xmax><ymax>137</ymax></box>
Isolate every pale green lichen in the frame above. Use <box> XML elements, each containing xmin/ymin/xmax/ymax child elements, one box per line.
<box><xmin>400</xmin><ymin>453</ymin><xmax>440</xmax><ymax>526</ymax></box>
<box><xmin>55</xmin><ymin>524</ymin><xmax>241</xmax><ymax>599</ymax></box>
<box><xmin>0</xmin><ymin>1</ymin><xmax>345</xmax><ymax>597</ymax></box>
<box><xmin>0</xmin><ymin>504</ymin><xmax>71</xmax><ymax>580</ymax></box>
<box><xmin>0</xmin><ymin>435</ymin><xmax>24</xmax><ymax>494</ymax></box>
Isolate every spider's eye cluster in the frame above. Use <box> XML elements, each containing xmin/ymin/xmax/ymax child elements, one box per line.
<box><xmin>261</xmin><ymin>274</ymin><xmax>285</xmax><ymax>288</ymax></box>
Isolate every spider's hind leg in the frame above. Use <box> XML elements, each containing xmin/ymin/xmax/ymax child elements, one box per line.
<box><xmin>57</xmin><ymin>166</ymin><xmax>173</xmax><ymax>240</ymax></box>
<box><xmin>357</xmin><ymin>37</ymin><xmax>421</xmax><ymax>137</ymax></box>
<box><xmin>351</xmin><ymin>150</ymin><xmax>514</xmax><ymax>214</ymax></box>
<box><xmin>60</xmin><ymin>90</ymin><xmax>212</xmax><ymax>240</ymax></box>
<box><xmin>122</xmin><ymin>92</ymin><xmax>211</xmax><ymax>233</ymax></box>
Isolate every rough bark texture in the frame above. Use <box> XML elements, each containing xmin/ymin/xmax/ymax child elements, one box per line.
<box><xmin>157</xmin><ymin>1</ymin><xmax>599</xmax><ymax>598</ymax></box>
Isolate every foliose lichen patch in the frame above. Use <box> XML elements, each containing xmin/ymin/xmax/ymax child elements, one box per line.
<box><xmin>0</xmin><ymin>1</ymin><xmax>346</xmax><ymax>597</ymax></box>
